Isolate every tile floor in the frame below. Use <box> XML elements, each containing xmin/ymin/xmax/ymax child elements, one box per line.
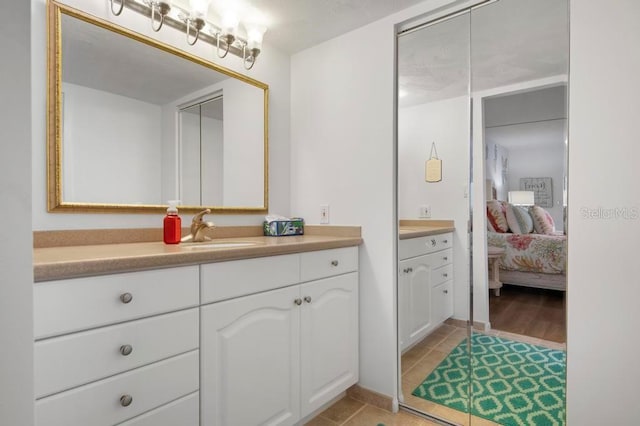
<box><xmin>307</xmin><ymin>323</ymin><xmax>566</xmax><ymax>426</ymax></box>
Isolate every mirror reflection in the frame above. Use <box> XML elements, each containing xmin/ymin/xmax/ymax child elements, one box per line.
<box><xmin>50</xmin><ymin>3</ymin><xmax>268</xmax><ymax>213</ymax></box>
<box><xmin>397</xmin><ymin>0</ymin><xmax>568</xmax><ymax>424</ymax></box>
<box><xmin>397</xmin><ymin>9</ymin><xmax>472</xmax><ymax>424</ymax></box>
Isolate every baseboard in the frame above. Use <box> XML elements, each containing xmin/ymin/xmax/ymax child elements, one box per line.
<box><xmin>346</xmin><ymin>384</ymin><xmax>394</xmax><ymax>412</ymax></box>
<box><xmin>444</xmin><ymin>317</ymin><xmax>488</xmax><ymax>331</ymax></box>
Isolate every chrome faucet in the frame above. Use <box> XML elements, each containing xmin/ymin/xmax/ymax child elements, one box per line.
<box><xmin>181</xmin><ymin>209</ymin><xmax>215</xmax><ymax>242</ymax></box>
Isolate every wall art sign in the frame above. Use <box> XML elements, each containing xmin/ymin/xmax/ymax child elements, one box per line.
<box><xmin>520</xmin><ymin>177</ymin><xmax>552</xmax><ymax>207</ymax></box>
<box><xmin>425</xmin><ymin>142</ymin><xmax>442</xmax><ymax>183</ymax></box>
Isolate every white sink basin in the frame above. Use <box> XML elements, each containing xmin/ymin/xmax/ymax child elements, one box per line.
<box><xmin>183</xmin><ymin>241</ymin><xmax>257</xmax><ymax>249</ymax></box>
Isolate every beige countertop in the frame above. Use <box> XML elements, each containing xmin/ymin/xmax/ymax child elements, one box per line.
<box><xmin>34</xmin><ymin>226</ymin><xmax>362</xmax><ymax>282</ymax></box>
<box><xmin>399</xmin><ymin>219</ymin><xmax>455</xmax><ymax>240</ymax></box>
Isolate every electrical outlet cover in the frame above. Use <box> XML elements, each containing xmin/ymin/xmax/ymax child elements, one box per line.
<box><xmin>419</xmin><ymin>205</ymin><xmax>431</xmax><ymax>218</ymax></box>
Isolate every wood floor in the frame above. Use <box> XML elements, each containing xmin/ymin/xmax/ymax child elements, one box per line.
<box><xmin>489</xmin><ymin>284</ymin><xmax>566</xmax><ymax>343</ymax></box>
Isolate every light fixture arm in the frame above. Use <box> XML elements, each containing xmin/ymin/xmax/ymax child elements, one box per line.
<box><xmin>150</xmin><ymin>4</ymin><xmax>165</xmax><ymax>32</ymax></box>
<box><xmin>216</xmin><ymin>34</ymin><xmax>231</xmax><ymax>58</ymax></box>
<box><xmin>110</xmin><ymin>0</ymin><xmax>125</xmax><ymax>16</ymax></box>
<box><xmin>186</xmin><ymin>18</ymin><xmax>204</xmax><ymax>46</ymax></box>
<box><xmin>109</xmin><ymin>0</ymin><xmax>265</xmax><ymax>69</ymax></box>
<box><xmin>242</xmin><ymin>44</ymin><xmax>260</xmax><ymax>70</ymax></box>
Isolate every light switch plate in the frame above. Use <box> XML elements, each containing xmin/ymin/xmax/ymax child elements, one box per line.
<box><xmin>320</xmin><ymin>204</ymin><xmax>330</xmax><ymax>224</ymax></box>
<box><xmin>419</xmin><ymin>205</ymin><xmax>431</xmax><ymax>218</ymax></box>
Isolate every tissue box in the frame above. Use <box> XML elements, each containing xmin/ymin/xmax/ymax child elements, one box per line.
<box><xmin>263</xmin><ymin>218</ymin><xmax>305</xmax><ymax>236</ymax></box>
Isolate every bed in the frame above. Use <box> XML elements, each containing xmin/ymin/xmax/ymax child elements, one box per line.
<box><xmin>487</xmin><ymin>231</ymin><xmax>567</xmax><ymax>291</ymax></box>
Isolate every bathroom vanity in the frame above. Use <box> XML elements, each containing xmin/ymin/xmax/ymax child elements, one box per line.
<box><xmin>398</xmin><ymin>221</ymin><xmax>454</xmax><ymax>352</ymax></box>
<box><xmin>33</xmin><ymin>228</ymin><xmax>361</xmax><ymax>426</ymax></box>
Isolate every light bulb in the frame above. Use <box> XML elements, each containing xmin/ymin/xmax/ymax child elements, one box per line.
<box><xmin>221</xmin><ymin>11</ymin><xmax>239</xmax><ymax>37</ymax></box>
<box><xmin>189</xmin><ymin>0</ymin><xmax>210</xmax><ymax>18</ymax></box>
<box><xmin>245</xmin><ymin>25</ymin><xmax>266</xmax><ymax>50</ymax></box>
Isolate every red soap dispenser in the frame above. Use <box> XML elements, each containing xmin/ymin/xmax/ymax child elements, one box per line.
<box><xmin>163</xmin><ymin>200</ymin><xmax>181</xmax><ymax>244</ymax></box>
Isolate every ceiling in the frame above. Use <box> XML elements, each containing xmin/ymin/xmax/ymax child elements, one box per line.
<box><xmin>172</xmin><ymin>0</ymin><xmax>430</xmax><ymax>54</ymax></box>
<box><xmin>398</xmin><ymin>0</ymin><xmax>569</xmax><ymax>106</ymax></box>
<box><xmin>64</xmin><ymin>0</ymin><xmax>568</xmax><ymax>108</ymax></box>
<box><xmin>63</xmin><ymin>0</ymin><xmax>430</xmax><ymax>105</ymax></box>
<box><xmin>484</xmin><ymin>85</ymin><xmax>567</xmax><ymax>150</ymax></box>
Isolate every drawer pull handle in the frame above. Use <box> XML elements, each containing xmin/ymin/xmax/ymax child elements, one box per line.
<box><xmin>294</xmin><ymin>298</ymin><xmax>302</xmax><ymax>306</ymax></box>
<box><xmin>331</xmin><ymin>260</ymin><xmax>339</xmax><ymax>267</ymax></box>
<box><xmin>443</xmin><ymin>289</ymin><xmax>449</xmax><ymax>294</ymax></box>
<box><xmin>120</xmin><ymin>293</ymin><xmax>133</xmax><ymax>304</ymax></box>
<box><xmin>120</xmin><ymin>345</ymin><xmax>133</xmax><ymax>356</ymax></box>
<box><xmin>443</xmin><ymin>273</ymin><xmax>448</xmax><ymax>278</ymax></box>
<box><xmin>402</xmin><ymin>267</ymin><xmax>413</xmax><ymax>274</ymax></box>
<box><xmin>120</xmin><ymin>394</ymin><xmax>133</xmax><ymax>407</ymax></box>
<box><xmin>443</xmin><ymin>239</ymin><xmax>448</xmax><ymax>243</ymax></box>
<box><xmin>430</xmin><ymin>239</ymin><xmax>436</xmax><ymax>246</ymax></box>
<box><xmin>304</xmin><ymin>296</ymin><xmax>312</xmax><ymax>303</ymax></box>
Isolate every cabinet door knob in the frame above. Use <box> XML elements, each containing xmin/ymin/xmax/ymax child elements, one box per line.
<box><xmin>294</xmin><ymin>298</ymin><xmax>302</xmax><ymax>306</ymax></box>
<box><xmin>304</xmin><ymin>296</ymin><xmax>312</xmax><ymax>303</ymax></box>
<box><xmin>443</xmin><ymin>289</ymin><xmax>448</xmax><ymax>294</ymax></box>
<box><xmin>443</xmin><ymin>273</ymin><xmax>448</xmax><ymax>278</ymax></box>
<box><xmin>443</xmin><ymin>239</ymin><xmax>448</xmax><ymax>244</ymax></box>
<box><xmin>443</xmin><ymin>256</ymin><xmax>448</xmax><ymax>261</ymax></box>
<box><xmin>120</xmin><ymin>293</ymin><xmax>133</xmax><ymax>304</ymax></box>
<box><xmin>119</xmin><ymin>344</ymin><xmax>133</xmax><ymax>356</ymax></box>
<box><xmin>330</xmin><ymin>260</ymin><xmax>339</xmax><ymax>267</ymax></box>
<box><xmin>120</xmin><ymin>394</ymin><xmax>133</xmax><ymax>407</ymax></box>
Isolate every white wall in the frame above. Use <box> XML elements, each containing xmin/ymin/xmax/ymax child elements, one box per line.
<box><xmin>62</xmin><ymin>82</ymin><xmax>163</xmax><ymax>204</ymax></box>
<box><xmin>291</xmin><ymin>0</ymin><xmax>471</xmax><ymax>401</ymax></box>
<box><xmin>222</xmin><ymin>78</ymin><xmax>264</xmax><ymax>207</ymax></box>
<box><xmin>484</xmin><ymin>140</ymin><xmax>509</xmax><ymax>201</ymax></box>
<box><xmin>291</xmin><ymin>24</ymin><xmax>396</xmax><ymax>397</ymax></box>
<box><xmin>32</xmin><ymin>0</ymin><xmax>291</xmax><ymax>230</ymax></box>
<box><xmin>507</xmin><ymin>144</ymin><xmax>565</xmax><ymax>229</ymax></box>
<box><xmin>398</xmin><ymin>96</ymin><xmax>470</xmax><ymax>320</ymax></box>
<box><xmin>0</xmin><ymin>1</ymin><xmax>34</xmax><ymax>424</ymax></box>
<box><xmin>202</xmin><ymin>116</ymin><xmax>224</xmax><ymax>205</ymax></box>
<box><xmin>567</xmin><ymin>1</ymin><xmax>640</xmax><ymax>424</ymax></box>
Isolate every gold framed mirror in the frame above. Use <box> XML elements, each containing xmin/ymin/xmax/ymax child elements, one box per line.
<box><xmin>47</xmin><ymin>1</ymin><xmax>269</xmax><ymax>214</ymax></box>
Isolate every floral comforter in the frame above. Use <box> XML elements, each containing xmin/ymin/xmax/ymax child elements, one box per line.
<box><xmin>487</xmin><ymin>232</ymin><xmax>567</xmax><ymax>274</ymax></box>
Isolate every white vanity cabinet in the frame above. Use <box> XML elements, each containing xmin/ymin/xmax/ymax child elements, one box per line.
<box><xmin>200</xmin><ymin>247</ymin><xmax>359</xmax><ymax>426</ymax></box>
<box><xmin>33</xmin><ymin>243</ymin><xmax>360</xmax><ymax>426</ymax></box>
<box><xmin>398</xmin><ymin>233</ymin><xmax>453</xmax><ymax>352</ymax></box>
<box><xmin>33</xmin><ymin>266</ymin><xmax>201</xmax><ymax>426</ymax></box>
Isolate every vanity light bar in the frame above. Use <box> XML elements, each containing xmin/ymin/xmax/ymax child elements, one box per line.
<box><xmin>109</xmin><ymin>0</ymin><xmax>262</xmax><ymax>70</ymax></box>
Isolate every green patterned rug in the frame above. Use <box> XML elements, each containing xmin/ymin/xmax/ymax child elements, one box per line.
<box><xmin>412</xmin><ymin>333</ymin><xmax>566</xmax><ymax>426</ymax></box>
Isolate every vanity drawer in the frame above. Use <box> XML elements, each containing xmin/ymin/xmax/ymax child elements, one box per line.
<box><xmin>35</xmin><ymin>350</ymin><xmax>199</xmax><ymax>426</ymax></box>
<box><xmin>34</xmin><ymin>266</ymin><xmax>199</xmax><ymax>339</ymax></box>
<box><xmin>118</xmin><ymin>392</ymin><xmax>199</xmax><ymax>426</ymax></box>
<box><xmin>201</xmin><ymin>254</ymin><xmax>300</xmax><ymax>304</ymax></box>
<box><xmin>35</xmin><ymin>308</ymin><xmax>199</xmax><ymax>399</ymax></box>
<box><xmin>432</xmin><ymin>264</ymin><xmax>453</xmax><ymax>287</ymax></box>
<box><xmin>300</xmin><ymin>247</ymin><xmax>358</xmax><ymax>282</ymax></box>
<box><xmin>418</xmin><ymin>248</ymin><xmax>453</xmax><ymax>272</ymax></box>
<box><xmin>399</xmin><ymin>233</ymin><xmax>453</xmax><ymax>260</ymax></box>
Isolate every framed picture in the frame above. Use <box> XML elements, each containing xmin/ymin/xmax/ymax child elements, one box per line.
<box><xmin>520</xmin><ymin>177</ymin><xmax>553</xmax><ymax>207</ymax></box>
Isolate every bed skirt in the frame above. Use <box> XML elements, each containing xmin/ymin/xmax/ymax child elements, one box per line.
<box><xmin>499</xmin><ymin>270</ymin><xmax>566</xmax><ymax>291</ymax></box>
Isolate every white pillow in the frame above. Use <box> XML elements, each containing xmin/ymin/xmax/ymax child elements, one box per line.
<box><xmin>529</xmin><ymin>205</ymin><xmax>556</xmax><ymax>235</ymax></box>
<box><xmin>505</xmin><ymin>204</ymin><xmax>534</xmax><ymax>234</ymax></box>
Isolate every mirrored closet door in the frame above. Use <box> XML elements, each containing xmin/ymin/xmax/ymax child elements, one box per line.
<box><xmin>397</xmin><ymin>1</ymin><xmax>568</xmax><ymax>425</ymax></box>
